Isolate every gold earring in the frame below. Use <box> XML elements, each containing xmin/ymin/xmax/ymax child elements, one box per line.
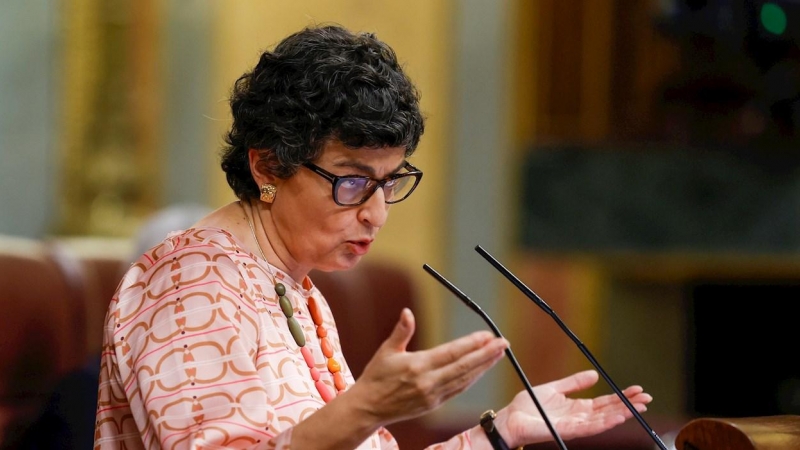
<box><xmin>260</xmin><ymin>183</ymin><xmax>277</xmax><ymax>203</ymax></box>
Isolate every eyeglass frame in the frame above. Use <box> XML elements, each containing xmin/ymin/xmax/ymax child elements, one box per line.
<box><xmin>302</xmin><ymin>161</ymin><xmax>423</xmax><ymax>206</ymax></box>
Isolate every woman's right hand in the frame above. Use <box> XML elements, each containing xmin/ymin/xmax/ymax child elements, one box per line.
<box><xmin>346</xmin><ymin>308</ymin><xmax>508</xmax><ymax>426</ymax></box>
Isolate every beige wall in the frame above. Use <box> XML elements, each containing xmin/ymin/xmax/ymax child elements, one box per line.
<box><xmin>206</xmin><ymin>2</ymin><xmax>455</xmax><ymax>347</ymax></box>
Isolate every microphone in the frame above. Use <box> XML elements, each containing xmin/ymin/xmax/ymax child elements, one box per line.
<box><xmin>474</xmin><ymin>245</ymin><xmax>669</xmax><ymax>450</ymax></box>
<box><xmin>422</xmin><ymin>263</ymin><xmax>569</xmax><ymax>450</ymax></box>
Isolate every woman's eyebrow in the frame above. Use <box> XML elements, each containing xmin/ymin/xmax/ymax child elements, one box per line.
<box><xmin>332</xmin><ymin>160</ymin><xmax>406</xmax><ymax>178</ymax></box>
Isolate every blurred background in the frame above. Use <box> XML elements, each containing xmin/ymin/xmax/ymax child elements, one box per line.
<box><xmin>2</xmin><ymin>0</ymin><xmax>800</xmax><ymax>448</ymax></box>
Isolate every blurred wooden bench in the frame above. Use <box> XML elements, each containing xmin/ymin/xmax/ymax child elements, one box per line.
<box><xmin>675</xmin><ymin>415</ymin><xmax>800</xmax><ymax>450</ymax></box>
<box><xmin>0</xmin><ymin>236</ymin><xmax>100</xmax><ymax>445</ymax></box>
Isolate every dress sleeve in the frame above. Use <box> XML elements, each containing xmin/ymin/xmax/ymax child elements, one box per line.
<box><xmin>422</xmin><ymin>430</ymin><xmax>474</xmax><ymax>449</ymax></box>
<box><xmin>95</xmin><ymin>241</ymin><xmax>295</xmax><ymax>449</ymax></box>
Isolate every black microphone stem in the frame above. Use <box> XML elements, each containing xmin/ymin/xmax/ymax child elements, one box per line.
<box><xmin>422</xmin><ymin>264</ymin><xmax>569</xmax><ymax>450</ymax></box>
<box><xmin>474</xmin><ymin>245</ymin><xmax>669</xmax><ymax>450</ymax></box>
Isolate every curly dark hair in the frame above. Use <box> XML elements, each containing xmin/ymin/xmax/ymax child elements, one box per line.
<box><xmin>220</xmin><ymin>24</ymin><xmax>425</xmax><ymax>200</ymax></box>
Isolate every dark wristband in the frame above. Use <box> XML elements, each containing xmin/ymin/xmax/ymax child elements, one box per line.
<box><xmin>480</xmin><ymin>409</ymin><xmax>513</xmax><ymax>450</ymax></box>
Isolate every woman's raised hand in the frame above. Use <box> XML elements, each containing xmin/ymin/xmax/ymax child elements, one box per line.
<box><xmin>347</xmin><ymin>308</ymin><xmax>508</xmax><ymax>426</ymax></box>
<box><xmin>494</xmin><ymin>369</ymin><xmax>654</xmax><ymax>447</ymax></box>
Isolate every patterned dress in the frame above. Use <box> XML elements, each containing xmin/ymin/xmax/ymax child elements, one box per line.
<box><xmin>94</xmin><ymin>227</ymin><xmax>472</xmax><ymax>449</ymax></box>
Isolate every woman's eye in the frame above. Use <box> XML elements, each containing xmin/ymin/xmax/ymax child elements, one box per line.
<box><xmin>341</xmin><ymin>178</ymin><xmax>367</xmax><ymax>190</ymax></box>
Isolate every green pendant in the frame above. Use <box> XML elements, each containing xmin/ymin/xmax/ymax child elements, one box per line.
<box><xmin>287</xmin><ymin>316</ymin><xmax>305</xmax><ymax>346</ymax></box>
<box><xmin>279</xmin><ymin>295</ymin><xmax>293</xmax><ymax>317</ymax></box>
<box><xmin>275</xmin><ymin>283</ymin><xmax>286</xmax><ymax>296</ymax></box>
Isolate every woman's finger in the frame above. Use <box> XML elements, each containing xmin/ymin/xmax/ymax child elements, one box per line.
<box><xmin>592</xmin><ymin>387</ymin><xmax>651</xmax><ymax>410</ymax></box>
<box><xmin>426</xmin><ymin>340</ymin><xmax>507</xmax><ymax>400</ymax></box>
<box><xmin>536</xmin><ymin>369</ymin><xmax>599</xmax><ymax>396</ymax></box>
<box><xmin>414</xmin><ymin>330</ymin><xmax>500</xmax><ymax>371</ymax></box>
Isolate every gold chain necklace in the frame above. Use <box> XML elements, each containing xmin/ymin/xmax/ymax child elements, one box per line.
<box><xmin>243</xmin><ymin>201</ymin><xmax>269</xmax><ymax>262</ymax></box>
<box><xmin>240</xmin><ymin>200</ymin><xmax>345</xmax><ymax>402</ymax></box>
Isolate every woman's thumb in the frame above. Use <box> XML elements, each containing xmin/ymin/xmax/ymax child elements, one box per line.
<box><xmin>383</xmin><ymin>308</ymin><xmax>415</xmax><ymax>352</ymax></box>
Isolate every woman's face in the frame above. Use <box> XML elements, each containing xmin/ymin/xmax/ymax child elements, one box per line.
<box><xmin>267</xmin><ymin>141</ymin><xmax>408</xmax><ymax>275</ymax></box>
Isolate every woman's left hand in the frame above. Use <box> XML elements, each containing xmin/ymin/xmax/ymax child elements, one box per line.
<box><xmin>494</xmin><ymin>369</ymin><xmax>653</xmax><ymax>447</ymax></box>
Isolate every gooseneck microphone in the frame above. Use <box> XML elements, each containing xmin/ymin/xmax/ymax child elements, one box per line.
<box><xmin>422</xmin><ymin>264</ymin><xmax>569</xmax><ymax>450</ymax></box>
<box><xmin>474</xmin><ymin>245</ymin><xmax>669</xmax><ymax>450</ymax></box>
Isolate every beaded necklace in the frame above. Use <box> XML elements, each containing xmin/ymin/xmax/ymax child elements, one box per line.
<box><xmin>242</xmin><ymin>201</ymin><xmax>345</xmax><ymax>403</ymax></box>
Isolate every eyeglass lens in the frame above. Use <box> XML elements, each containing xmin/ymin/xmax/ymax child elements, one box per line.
<box><xmin>335</xmin><ymin>174</ymin><xmax>415</xmax><ymax>205</ymax></box>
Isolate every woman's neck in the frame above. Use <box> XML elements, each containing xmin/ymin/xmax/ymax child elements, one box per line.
<box><xmin>242</xmin><ymin>200</ymin><xmax>310</xmax><ymax>282</ymax></box>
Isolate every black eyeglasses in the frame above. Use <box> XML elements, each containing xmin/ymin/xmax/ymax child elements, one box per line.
<box><xmin>303</xmin><ymin>161</ymin><xmax>423</xmax><ymax>206</ymax></box>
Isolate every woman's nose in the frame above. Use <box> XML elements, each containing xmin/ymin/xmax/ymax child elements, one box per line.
<box><xmin>357</xmin><ymin>187</ymin><xmax>389</xmax><ymax>228</ymax></box>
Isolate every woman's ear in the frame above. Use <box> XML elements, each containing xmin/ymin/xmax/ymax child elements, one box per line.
<box><xmin>248</xmin><ymin>148</ymin><xmax>278</xmax><ymax>185</ymax></box>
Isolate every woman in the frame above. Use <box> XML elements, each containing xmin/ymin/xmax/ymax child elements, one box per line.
<box><xmin>94</xmin><ymin>25</ymin><xmax>652</xmax><ymax>449</ymax></box>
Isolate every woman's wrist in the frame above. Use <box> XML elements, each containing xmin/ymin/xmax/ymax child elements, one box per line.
<box><xmin>480</xmin><ymin>410</ymin><xmax>512</xmax><ymax>449</ymax></box>
<box><xmin>472</xmin><ymin>408</ymin><xmax>522</xmax><ymax>450</ymax></box>
<box><xmin>290</xmin><ymin>387</ymin><xmax>382</xmax><ymax>449</ymax></box>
